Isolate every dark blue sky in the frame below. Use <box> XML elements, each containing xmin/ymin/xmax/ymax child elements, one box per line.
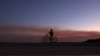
<box><xmin>1</xmin><ymin>0</ymin><xmax>100</xmax><ymax>31</ymax></box>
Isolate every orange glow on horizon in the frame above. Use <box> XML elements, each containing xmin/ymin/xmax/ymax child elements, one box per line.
<box><xmin>1</xmin><ymin>25</ymin><xmax>100</xmax><ymax>42</ymax></box>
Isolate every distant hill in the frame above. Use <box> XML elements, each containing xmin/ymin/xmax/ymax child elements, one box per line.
<box><xmin>84</xmin><ymin>38</ymin><xmax>100</xmax><ymax>43</ymax></box>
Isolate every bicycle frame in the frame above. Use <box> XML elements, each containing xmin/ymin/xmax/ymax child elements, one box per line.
<box><xmin>42</xmin><ymin>35</ymin><xmax>57</xmax><ymax>43</ymax></box>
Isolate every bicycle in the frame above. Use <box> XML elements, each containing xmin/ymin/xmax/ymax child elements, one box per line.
<box><xmin>42</xmin><ymin>35</ymin><xmax>57</xmax><ymax>43</ymax></box>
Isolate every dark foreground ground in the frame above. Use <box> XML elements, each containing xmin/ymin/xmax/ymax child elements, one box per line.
<box><xmin>1</xmin><ymin>42</ymin><xmax>100</xmax><ymax>55</ymax></box>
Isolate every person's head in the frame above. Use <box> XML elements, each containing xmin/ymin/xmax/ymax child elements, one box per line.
<box><xmin>50</xmin><ymin>29</ymin><xmax>53</xmax><ymax>31</ymax></box>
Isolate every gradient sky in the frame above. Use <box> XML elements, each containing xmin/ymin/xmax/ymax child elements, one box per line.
<box><xmin>1</xmin><ymin>0</ymin><xmax>100</xmax><ymax>31</ymax></box>
<box><xmin>1</xmin><ymin>0</ymin><xmax>100</xmax><ymax>42</ymax></box>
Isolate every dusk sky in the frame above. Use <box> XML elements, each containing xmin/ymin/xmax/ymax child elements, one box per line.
<box><xmin>0</xmin><ymin>0</ymin><xmax>100</xmax><ymax>30</ymax></box>
<box><xmin>0</xmin><ymin>0</ymin><xmax>100</xmax><ymax>42</ymax></box>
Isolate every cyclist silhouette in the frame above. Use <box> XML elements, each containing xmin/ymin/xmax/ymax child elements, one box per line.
<box><xmin>42</xmin><ymin>29</ymin><xmax>57</xmax><ymax>43</ymax></box>
<box><xmin>49</xmin><ymin>29</ymin><xmax>53</xmax><ymax>40</ymax></box>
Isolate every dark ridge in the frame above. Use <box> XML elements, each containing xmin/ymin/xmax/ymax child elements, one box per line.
<box><xmin>84</xmin><ymin>38</ymin><xmax>100</xmax><ymax>43</ymax></box>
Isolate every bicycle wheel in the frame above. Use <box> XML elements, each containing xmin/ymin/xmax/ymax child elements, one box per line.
<box><xmin>42</xmin><ymin>37</ymin><xmax>48</xmax><ymax>43</ymax></box>
<box><xmin>51</xmin><ymin>37</ymin><xmax>57</xmax><ymax>42</ymax></box>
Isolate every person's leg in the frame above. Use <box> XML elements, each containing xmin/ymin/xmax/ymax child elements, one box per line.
<box><xmin>49</xmin><ymin>35</ymin><xmax>52</xmax><ymax>41</ymax></box>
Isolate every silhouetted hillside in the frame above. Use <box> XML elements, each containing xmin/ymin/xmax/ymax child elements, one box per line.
<box><xmin>84</xmin><ymin>38</ymin><xmax>100</xmax><ymax>43</ymax></box>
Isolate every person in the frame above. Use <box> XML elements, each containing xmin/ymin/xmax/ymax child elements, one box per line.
<box><xmin>49</xmin><ymin>29</ymin><xmax>53</xmax><ymax>40</ymax></box>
